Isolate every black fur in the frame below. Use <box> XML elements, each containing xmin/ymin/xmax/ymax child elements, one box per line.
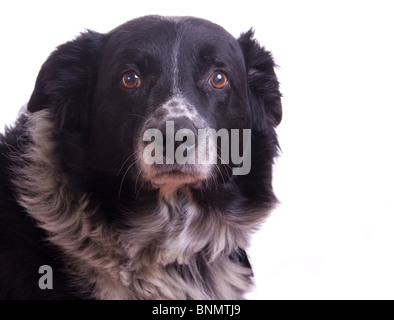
<box><xmin>0</xmin><ymin>16</ymin><xmax>281</xmax><ymax>299</ymax></box>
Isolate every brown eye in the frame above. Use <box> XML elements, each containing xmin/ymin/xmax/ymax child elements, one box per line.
<box><xmin>209</xmin><ymin>72</ymin><xmax>228</xmax><ymax>89</ymax></box>
<box><xmin>122</xmin><ymin>71</ymin><xmax>142</xmax><ymax>89</ymax></box>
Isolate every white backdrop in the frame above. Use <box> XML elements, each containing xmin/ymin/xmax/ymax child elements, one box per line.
<box><xmin>1</xmin><ymin>0</ymin><xmax>394</xmax><ymax>299</ymax></box>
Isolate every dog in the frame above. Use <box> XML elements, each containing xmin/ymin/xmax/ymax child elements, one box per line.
<box><xmin>0</xmin><ymin>15</ymin><xmax>281</xmax><ymax>299</ymax></box>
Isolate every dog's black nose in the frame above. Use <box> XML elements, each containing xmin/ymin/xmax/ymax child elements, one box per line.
<box><xmin>158</xmin><ymin>117</ymin><xmax>198</xmax><ymax>150</ymax></box>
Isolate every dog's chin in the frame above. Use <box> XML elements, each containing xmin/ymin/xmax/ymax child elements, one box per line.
<box><xmin>142</xmin><ymin>163</ymin><xmax>212</xmax><ymax>189</ymax></box>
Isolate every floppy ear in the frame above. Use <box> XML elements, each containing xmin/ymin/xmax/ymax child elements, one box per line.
<box><xmin>28</xmin><ymin>30</ymin><xmax>103</xmax><ymax>131</ymax></box>
<box><xmin>238</xmin><ymin>30</ymin><xmax>282</xmax><ymax>130</ymax></box>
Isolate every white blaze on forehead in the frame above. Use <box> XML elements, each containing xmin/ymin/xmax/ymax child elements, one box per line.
<box><xmin>171</xmin><ymin>35</ymin><xmax>182</xmax><ymax>95</ymax></box>
<box><xmin>167</xmin><ymin>23</ymin><xmax>203</xmax><ymax>124</ymax></box>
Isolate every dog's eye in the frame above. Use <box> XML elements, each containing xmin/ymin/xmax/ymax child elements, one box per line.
<box><xmin>209</xmin><ymin>72</ymin><xmax>228</xmax><ymax>89</ymax></box>
<box><xmin>122</xmin><ymin>71</ymin><xmax>142</xmax><ymax>89</ymax></box>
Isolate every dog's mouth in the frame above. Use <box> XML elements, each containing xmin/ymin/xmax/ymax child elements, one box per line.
<box><xmin>152</xmin><ymin>162</ymin><xmax>195</xmax><ymax>174</ymax></box>
<box><xmin>142</xmin><ymin>160</ymin><xmax>213</xmax><ymax>188</ymax></box>
<box><xmin>138</xmin><ymin>143</ymin><xmax>215</xmax><ymax>187</ymax></box>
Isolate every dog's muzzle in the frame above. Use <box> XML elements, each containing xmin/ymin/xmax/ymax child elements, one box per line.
<box><xmin>138</xmin><ymin>98</ymin><xmax>214</xmax><ymax>187</ymax></box>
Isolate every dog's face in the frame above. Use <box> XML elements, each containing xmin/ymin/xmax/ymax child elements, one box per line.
<box><xmin>27</xmin><ymin>16</ymin><xmax>282</xmax><ymax>191</ymax></box>
<box><xmin>92</xmin><ymin>17</ymin><xmax>251</xmax><ymax>187</ymax></box>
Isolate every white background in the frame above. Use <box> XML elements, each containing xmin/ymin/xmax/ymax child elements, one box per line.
<box><xmin>1</xmin><ymin>0</ymin><xmax>393</xmax><ymax>299</ymax></box>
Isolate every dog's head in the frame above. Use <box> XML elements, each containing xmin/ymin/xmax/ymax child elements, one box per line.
<box><xmin>27</xmin><ymin>16</ymin><xmax>281</xmax><ymax>190</ymax></box>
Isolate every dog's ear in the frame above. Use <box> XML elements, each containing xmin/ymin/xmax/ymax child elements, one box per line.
<box><xmin>238</xmin><ymin>30</ymin><xmax>282</xmax><ymax>130</ymax></box>
<box><xmin>28</xmin><ymin>30</ymin><xmax>103</xmax><ymax>130</ymax></box>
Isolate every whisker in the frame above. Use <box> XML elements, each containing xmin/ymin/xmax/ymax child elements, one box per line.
<box><xmin>118</xmin><ymin>158</ymin><xmax>139</xmax><ymax>200</ymax></box>
<box><xmin>127</xmin><ymin>113</ymin><xmax>148</xmax><ymax>121</ymax></box>
<box><xmin>117</xmin><ymin>150</ymin><xmax>140</xmax><ymax>176</ymax></box>
<box><xmin>134</xmin><ymin>169</ymin><xmax>145</xmax><ymax>197</ymax></box>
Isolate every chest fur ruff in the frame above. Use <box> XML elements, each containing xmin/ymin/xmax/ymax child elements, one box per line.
<box><xmin>12</xmin><ymin>111</ymin><xmax>255</xmax><ymax>299</ymax></box>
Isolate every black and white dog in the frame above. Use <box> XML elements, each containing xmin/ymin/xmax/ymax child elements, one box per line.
<box><xmin>0</xmin><ymin>16</ymin><xmax>281</xmax><ymax>299</ymax></box>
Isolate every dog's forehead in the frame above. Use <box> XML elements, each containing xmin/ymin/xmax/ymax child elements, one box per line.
<box><xmin>106</xmin><ymin>16</ymin><xmax>239</xmax><ymax>57</ymax></box>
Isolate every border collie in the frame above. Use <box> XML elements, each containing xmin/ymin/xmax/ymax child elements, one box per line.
<box><xmin>0</xmin><ymin>15</ymin><xmax>281</xmax><ymax>299</ymax></box>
